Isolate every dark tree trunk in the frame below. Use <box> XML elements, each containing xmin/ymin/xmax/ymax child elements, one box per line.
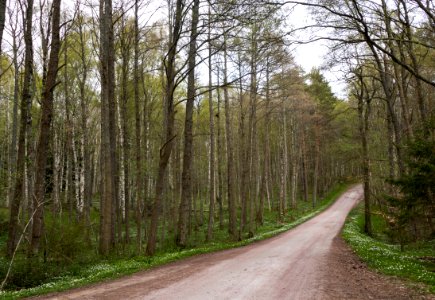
<box><xmin>7</xmin><ymin>24</ymin><xmax>20</xmax><ymax>213</ymax></box>
<box><xmin>0</xmin><ymin>0</ymin><xmax>5</xmax><ymax>54</ymax></box>
<box><xmin>99</xmin><ymin>0</ymin><xmax>117</xmax><ymax>255</ymax></box>
<box><xmin>29</xmin><ymin>0</ymin><xmax>62</xmax><ymax>256</ymax></box>
<box><xmin>177</xmin><ymin>0</ymin><xmax>199</xmax><ymax>247</ymax></box>
<box><xmin>301</xmin><ymin>130</ymin><xmax>309</xmax><ymax>202</ymax></box>
<box><xmin>206</xmin><ymin>3</ymin><xmax>216</xmax><ymax>242</ymax></box>
<box><xmin>7</xmin><ymin>0</ymin><xmax>34</xmax><ymax>258</ymax></box>
<box><xmin>216</xmin><ymin>67</ymin><xmax>224</xmax><ymax>230</ymax></box>
<box><xmin>257</xmin><ymin>63</ymin><xmax>271</xmax><ymax>224</ymax></box>
<box><xmin>355</xmin><ymin>71</ymin><xmax>372</xmax><ymax>236</ymax></box>
<box><xmin>223</xmin><ymin>34</ymin><xmax>237</xmax><ymax>240</ymax></box>
<box><xmin>146</xmin><ymin>0</ymin><xmax>184</xmax><ymax>256</ymax></box>
<box><xmin>238</xmin><ymin>49</ymin><xmax>248</xmax><ymax>239</ymax></box>
<box><xmin>313</xmin><ymin>124</ymin><xmax>320</xmax><ymax>208</ymax></box>
<box><xmin>247</xmin><ymin>25</ymin><xmax>258</xmax><ymax>238</ymax></box>
<box><xmin>133</xmin><ymin>0</ymin><xmax>143</xmax><ymax>251</ymax></box>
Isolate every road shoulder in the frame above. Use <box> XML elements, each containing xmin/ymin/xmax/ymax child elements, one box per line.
<box><xmin>319</xmin><ymin>236</ymin><xmax>432</xmax><ymax>299</ymax></box>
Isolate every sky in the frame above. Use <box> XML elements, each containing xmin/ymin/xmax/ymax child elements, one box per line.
<box><xmin>288</xmin><ymin>4</ymin><xmax>347</xmax><ymax>98</ymax></box>
<box><xmin>293</xmin><ymin>34</ymin><xmax>346</xmax><ymax>97</ymax></box>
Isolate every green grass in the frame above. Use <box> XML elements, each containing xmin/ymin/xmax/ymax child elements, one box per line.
<box><xmin>342</xmin><ymin>205</ymin><xmax>435</xmax><ymax>293</ymax></box>
<box><xmin>0</xmin><ymin>183</ymin><xmax>350</xmax><ymax>299</ymax></box>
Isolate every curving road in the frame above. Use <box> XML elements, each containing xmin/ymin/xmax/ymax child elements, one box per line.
<box><xmin>43</xmin><ymin>185</ymin><xmax>364</xmax><ymax>300</ymax></box>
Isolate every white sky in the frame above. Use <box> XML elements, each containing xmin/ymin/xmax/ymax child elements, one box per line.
<box><xmin>288</xmin><ymin>4</ymin><xmax>347</xmax><ymax>98</ymax></box>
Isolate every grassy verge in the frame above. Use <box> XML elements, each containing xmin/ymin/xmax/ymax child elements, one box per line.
<box><xmin>0</xmin><ymin>183</ymin><xmax>349</xmax><ymax>299</ymax></box>
<box><xmin>342</xmin><ymin>204</ymin><xmax>435</xmax><ymax>293</ymax></box>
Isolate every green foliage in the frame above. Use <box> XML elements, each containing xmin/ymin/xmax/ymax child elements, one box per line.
<box><xmin>0</xmin><ymin>208</ymin><xmax>9</xmax><ymax>235</ymax></box>
<box><xmin>306</xmin><ymin>68</ymin><xmax>338</xmax><ymax>114</ymax></box>
<box><xmin>386</xmin><ymin>121</ymin><xmax>435</xmax><ymax>243</ymax></box>
<box><xmin>0</xmin><ymin>214</ymin><xmax>95</xmax><ymax>294</ymax></box>
<box><xmin>43</xmin><ymin>216</ymin><xmax>92</xmax><ymax>263</ymax></box>
<box><xmin>343</xmin><ymin>204</ymin><xmax>435</xmax><ymax>293</ymax></box>
<box><xmin>329</xmin><ymin>101</ymin><xmax>360</xmax><ymax>157</ymax></box>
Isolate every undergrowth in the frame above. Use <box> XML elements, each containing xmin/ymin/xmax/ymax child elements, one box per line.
<box><xmin>342</xmin><ymin>205</ymin><xmax>435</xmax><ymax>294</ymax></box>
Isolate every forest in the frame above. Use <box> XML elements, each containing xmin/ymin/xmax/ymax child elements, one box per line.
<box><xmin>0</xmin><ymin>0</ymin><xmax>433</xmax><ymax>296</ymax></box>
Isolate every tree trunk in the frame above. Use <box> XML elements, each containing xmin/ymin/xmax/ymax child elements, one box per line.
<box><xmin>64</xmin><ymin>34</ymin><xmax>75</xmax><ymax>222</ymax></box>
<box><xmin>7</xmin><ymin>0</ymin><xmax>34</xmax><ymax>258</ymax></box>
<box><xmin>313</xmin><ymin>124</ymin><xmax>320</xmax><ymax>208</ymax></box>
<box><xmin>133</xmin><ymin>0</ymin><xmax>143</xmax><ymax>251</ymax></box>
<box><xmin>356</xmin><ymin>73</ymin><xmax>372</xmax><ymax>236</ymax></box>
<box><xmin>392</xmin><ymin>62</ymin><xmax>413</xmax><ymax>140</ymax></box>
<box><xmin>247</xmin><ymin>25</ymin><xmax>258</xmax><ymax>238</ymax></box>
<box><xmin>382</xmin><ymin>62</ymin><xmax>405</xmax><ymax>178</ymax></box>
<box><xmin>216</xmin><ymin>66</ymin><xmax>224</xmax><ymax>230</ymax></box>
<box><xmin>362</xmin><ymin>15</ymin><xmax>405</xmax><ymax>178</ymax></box>
<box><xmin>29</xmin><ymin>0</ymin><xmax>62</xmax><ymax>256</ymax></box>
<box><xmin>279</xmin><ymin>99</ymin><xmax>288</xmax><ymax>219</ymax></box>
<box><xmin>146</xmin><ymin>0</ymin><xmax>184</xmax><ymax>256</ymax></box>
<box><xmin>257</xmin><ymin>62</ymin><xmax>271</xmax><ymax>225</ymax></box>
<box><xmin>206</xmin><ymin>3</ymin><xmax>215</xmax><ymax>242</ymax></box>
<box><xmin>77</xmin><ymin>12</ymin><xmax>92</xmax><ymax>242</ymax></box>
<box><xmin>72</xmin><ymin>124</ymin><xmax>82</xmax><ymax>218</ymax></box>
<box><xmin>399</xmin><ymin>0</ymin><xmax>427</xmax><ymax>130</ymax></box>
<box><xmin>7</xmin><ymin>26</ymin><xmax>20</xmax><ymax>211</ymax></box>
<box><xmin>387</xmin><ymin>113</ymin><xmax>395</xmax><ymax>181</ymax></box>
<box><xmin>0</xmin><ymin>0</ymin><xmax>6</xmax><ymax>54</ymax></box>
<box><xmin>51</xmin><ymin>129</ymin><xmax>61</xmax><ymax>214</ymax></box>
<box><xmin>177</xmin><ymin>0</ymin><xmax>199</xmax><ymax>247</ymax></box>
<box><xmin>120</xmin><ymin>13</ymin><xmax>131</xmax><ymax>244</ymax></box>
<box><xmin>301</xmin><ymin>129</ymin><xmax>309</xmax><ymax>202</ymax></box>
<box><xmin>223</xmin><ymin>34</ymin><xmax>237</xmax><ymax>240</ymax></box>
<box><xmin>141</xmin><ymin>56</ymin><xmax>150</xmax><ymax>242</ymax></box>
<box><xmin>290</xmin><ymin>116</ymin><xmax>298</xmax><ymax>209</ymax></box>
<box><xmin>99</xmin><ymin>0</ymin><xmax>117</xmax><ymax>255</ymax></box>
<box><xmin>238</xmin><ymin>49</ymin><xmax>248</xmax><ymax>239</ymax></box>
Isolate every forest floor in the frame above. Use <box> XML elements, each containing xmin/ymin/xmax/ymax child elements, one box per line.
<box><xmin>34</xmin><ymin>185</ymin><xmax>432</xmax><ymax>300</ymax></box>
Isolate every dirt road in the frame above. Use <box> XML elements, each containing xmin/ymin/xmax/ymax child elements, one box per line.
<box><xmin>41</xmin><ymin>185</ymin><xmax>425</xmax><ymax>299</ymax></box>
